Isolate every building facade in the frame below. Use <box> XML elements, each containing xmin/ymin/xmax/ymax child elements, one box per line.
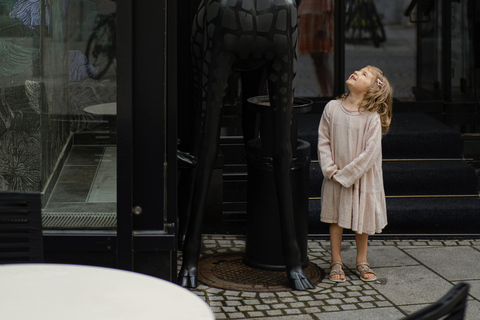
<box><xmin>0</xmin><ymin>0</ymin><xmax>478</xmax><ymax>281</ymax></box>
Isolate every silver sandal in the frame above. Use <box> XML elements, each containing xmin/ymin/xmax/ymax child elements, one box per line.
<box><xmin>329</xmin><ymin>261</ymin><xmax>346</xmax><ymax>282</ymax></box>
<box><xmin>356</xmin><ymin>262</ymin><xmax>377</xmax><ymax>282</ymax></box>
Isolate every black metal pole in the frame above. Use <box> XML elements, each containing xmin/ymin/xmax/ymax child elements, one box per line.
<box><xmin>166</xmin><ymin>0</ymin><xmax>178</xmax><ymax>280</ymax></box>
<box><xmin>443</xmin><ymin>0</ymin><xmax>452</xmax><ymax>103</ymax></box>
<box><xmin>334</xmin><ymin>0</ymin><xmax>346</xmax><ymax>97</ymax></box>
<box><xmin>116</xmin><ymin>0</ymin><xmax>134</xmax><ymax>271</ymax></box>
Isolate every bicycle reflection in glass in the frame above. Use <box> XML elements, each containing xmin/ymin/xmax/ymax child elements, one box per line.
<box><xmin>86</xmin><ymin>0</ymin><xmax>116</xmax><ymax>79</ymax></box>
<box><xmin>345</xmin><ymin>0</ymin><xmax>386</xmax><ymax>48</ymax></box>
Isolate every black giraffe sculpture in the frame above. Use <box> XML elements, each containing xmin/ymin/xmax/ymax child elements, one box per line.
<box><xmin>178</xmin><ymin>0</ymin><xmax>315</xmax><ymax>291</ymax></box>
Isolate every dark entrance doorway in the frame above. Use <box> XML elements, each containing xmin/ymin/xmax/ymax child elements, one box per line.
<box><xmin>28</xmin><ymin>0</ymin><xmax>179</xmax><ymax>280</ymax></box>
<box><xmin>175</xmin><ymin>0</ymin><xmax>479</xmax><ymax>236</ymax></box>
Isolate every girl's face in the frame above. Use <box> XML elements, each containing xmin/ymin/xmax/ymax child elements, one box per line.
<box><xmin>346</xmin><ymin>67</ymin><xmax>375</xmax><ymax>95</ymax></box>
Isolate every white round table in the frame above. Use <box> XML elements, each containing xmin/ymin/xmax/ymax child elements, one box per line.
<box><xmin>83</xmin><ymin>102</ymin><xmax>117</xmax><ymax>115</ymax></box>
<box><xmin>0</xmin><ymin>264</ymin><xmax>214</xmax><ymax>320</ymax></box>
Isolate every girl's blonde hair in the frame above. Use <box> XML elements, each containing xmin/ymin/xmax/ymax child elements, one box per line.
<box><xmin>340</xmin><ymin>65</ymin><xmax>393</xmax><ymax>135</ymax></box>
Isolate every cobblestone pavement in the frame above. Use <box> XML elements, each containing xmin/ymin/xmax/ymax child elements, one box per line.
<box><xmin>179</xmin><ymin>235</ymin><xmax>480</xmax><ymax>320</ymax></box>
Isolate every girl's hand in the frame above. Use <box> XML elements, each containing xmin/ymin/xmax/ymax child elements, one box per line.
<box><xmin>332</xmin><ymin>171</ymin><xmax>339</xmax><ymax>183</ymax></box>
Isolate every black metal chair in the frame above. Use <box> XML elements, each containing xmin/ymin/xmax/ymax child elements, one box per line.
<box><xmin>0</xmin><ymin>192</ymin><xmax>43</xmax><ymax>263</ymax></box>
<box><xmin>402</xmin><ymin>282</ymin><xmax>470</xmax><ymax>320</ymax></box>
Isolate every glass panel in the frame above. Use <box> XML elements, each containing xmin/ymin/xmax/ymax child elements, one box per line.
<box><xmin>450</xmin><ymin>0</ymin><xmax>476</xmax><ymax>102</ymax></box>
<box><xmin>0</xmin><ymin>0</ymin><xmax>117</xmax><ymax>230</ymax></box>
<box><xmin>296</xmin><ymin>0</ymin><xmax>335</xmax><ymax>98</ymax></box>
<box><xmin>414</xmin><ymin>0</ymin><xmax>442</xmax><ymax>101</ymax></box>
<box><xmin>344</xmin><ymin>0</ymin><xmax>417</xmax><ymax>101</ymax></box>
<box><xmin>469</xmin><ymin>0</ymin><xmax>480</xmax><ymax>102</ymax></box>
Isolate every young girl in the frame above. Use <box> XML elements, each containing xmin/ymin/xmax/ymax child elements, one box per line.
<box><xmin>317</xmin><ymin>65</ymin><xmax>392</xmax><ymax>282</ymax></box>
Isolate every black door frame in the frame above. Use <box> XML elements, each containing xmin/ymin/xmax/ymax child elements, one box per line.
<box><xmin>117</xmin><ymin>0</ymin><xmax>178</xmax><ymax>280</ymax></box>
<box><xmin>116</xmin><ymin>0</ymin><xmax>133</xmax><ymax>271</ymax></box>
<box><xmin>43</xmin><ymin>0</ymin><xmax>178</xmax><ymax>282</ymax></box>
<box><xmin>334</xmin><ymin>0</ymin><xmax>346</xmax><ymax>99</ymax></box>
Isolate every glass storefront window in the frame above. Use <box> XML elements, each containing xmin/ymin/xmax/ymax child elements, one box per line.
<box><xmin>415</xmin><ymin>0</ymin><xmax>443</xmax><ymax>101</ymax></box>
<box><xmin>343</xmin><ymin>0</ymin><xmax>417</xmax><ymax>101</ymax></box>
<box><xmin>294</xmin><ymin>0</ymin><xmax>419</xmax><ymax>101</ymax></box>
<box><xmin>294</xmin><ymin>0</ymin><xmax>477</xmax><ymax>104</ymax></box>
<box><xmin>296</xmin><ymin>0</ymin><xmax>335</xmax><ymax>98</ymax></box>
<box><xmin>0</xmin><ymin>0</ymin><xmax>117</xmax><ymax>230</ymax></box>
<box><xmin>451</xmin><ymin>0</ymin><xmax>477</xmax><ymax>102</ymax></box>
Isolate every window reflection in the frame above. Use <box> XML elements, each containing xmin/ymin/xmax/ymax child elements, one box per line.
<box><xmin>296</xmin><ymin>0</ymin><xmax>334</xmax><ymax>98</ymax></box>
<box><xmin>451</xmin><ymin>0</ymin><xmax>477</xmax><ymax>102</ymax></box>
<box><xmin>414</xmin><ymin>0</ymin><xmax>442</xmax><ymax>101</ymax></box>
<box><xmin>344</xmin><ymin>0</ymin><xmax>415</xmax><ymax>100</ymax></box>
<box><xmin>0</xmin><ymin>0</ymin><xmax>117</xmax><ymax>221</ymax></box>
<box><xmin>69</xmin><ymin>0</ymin><xmax>117</xmax><ymax>133</ymax></box>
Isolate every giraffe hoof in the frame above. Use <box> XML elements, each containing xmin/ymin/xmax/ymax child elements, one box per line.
<box><xmin>178</xmin><ymin>267</ymin><xmax>198</xmax><ymax>288</ymax></box>
<box><xmin>287</xmin><ymin>268</ymin><xmax>315</xmax><ymax>291</ymax></box>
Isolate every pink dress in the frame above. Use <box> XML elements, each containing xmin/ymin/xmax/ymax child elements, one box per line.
<box><xmin>297</xmin><ymin>0</ymin><xmax>334</xmax><ymax>55</ymax></box>
<box><xmin>317</xmin><ymin>100</ymin><xmax>387</xmax><ymax>235</ymax></box>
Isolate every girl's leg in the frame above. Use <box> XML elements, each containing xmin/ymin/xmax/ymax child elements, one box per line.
<box><xmin>355</xmin><ymin>232</ymin><xmax>369</xmax><ymax>263</ymax></box>
<box><xmin>329</xmin><ymin>223</ymin><xmax>344</xmax><ymax>281</ymax></box>
<box><xmin>311</xmin><ymin>52</ymin><xmax>333</xmax><ymax>97</ymax></box>
<box><xmin>330</xmin><ymin>223</ymin><xmax>343</xmax><ymax>261</ymax></box>
<box><xmin>355</xmin><ymin>233</ymin><xmax>376</xmax><ymax>280</ymax></box>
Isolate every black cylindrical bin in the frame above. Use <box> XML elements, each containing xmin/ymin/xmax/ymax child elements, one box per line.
<box><xmin>245</xmin><ymin>139</ymin><xmax>311</xmax><ymax>270</ymax></box>
<box><xmin>244</xmin><ymin>96</ymin><xmax>312</xmax><ymax>271</ymax></box>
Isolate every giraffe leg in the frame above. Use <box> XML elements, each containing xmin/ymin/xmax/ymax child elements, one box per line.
<box><xmin>240</xmin><ymin>67</ymin><xmax>267</xmax><ymax>146</ymax></box>
<box><xmin>178</xmin><ymin>49</ymin><xmax>235</xmax><ymax>288</ymax></box>
<box><xmin>177</xmin><ymin>4</ymin><xmax>205</xmax><ymax>250</ymax></box>
<box><xmin>267</xmin><ymin>60</ymin><xmax>314</xmax><ymax>291</ymax></box>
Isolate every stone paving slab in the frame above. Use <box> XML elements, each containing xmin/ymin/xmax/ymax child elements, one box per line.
<box><xmin>400</xmin><ymin>300</ymin><xmax>480</xmax><ymax>320</ymax></box>
<box><xmin>463</xmin><ymin>299</ymin><xmax>480</xmax><ymax>319</ymax></box>
<box><xmin>460</xmin><ymin>280</ymin><xmax>480</xmax><ymax>300</ymax></box>
<box><xmin>404</xmin><ymin>246</ymin><xmax>480</xmax><ymax>281</ymax></box>
<box><xmin>398</xmin><ymin>304</ymin><xmax>431</xmax><ymax>317</ymax></box>
<box><xmin>372</xmin><ymin>265</ymin><xmax>452</xmax><ymax>305</ymax></box>
<box><xmin>251</xmin><ymin>315</ymin><xmax>315</xmax><ymax>320</ymax></box>
<box><xmin>311</xmin><ymin>307</ymin><xmax>404</xmax><ymax>320</ymax></box>
<box><xmin>340</xmin><ymin>244</ymin><xmax>419</xmax><ymax>270</ymax></box>
<box><xmin>179</xmin><ymin>236</ymin><xmax>480</xmax><ymax>319</ymax></box>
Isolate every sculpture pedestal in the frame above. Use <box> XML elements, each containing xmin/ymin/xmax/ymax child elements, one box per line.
<box><xmin>244</xmin><ymin>96</ymin><xmax>312</xmax><ymax>270</ymax></box>
<box><xmin>245</xmin><ymin>138</ymin><xmax>311</xmax><ymax>270</ymax></box>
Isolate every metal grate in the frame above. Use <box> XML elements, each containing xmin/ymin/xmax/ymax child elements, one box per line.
<box><xmin>0</xmin><ymin>192</ymin><xmax>43</xmax><ymax>263</ymax></box>
<box><xmin>42</xmin><ymin>212</ymin><xmax>117</xmax><ymax>229</ymax></box>
<box><xmin>198</xmin><ymin>254</ymin><xmax>324</xmax><ymax>292</ymax></box>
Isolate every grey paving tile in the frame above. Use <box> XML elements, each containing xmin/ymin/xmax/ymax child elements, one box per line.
<box><xmin>250</xmin><ymin>315</ymin><xmax>315</xmax><ymax>320</ymax></box>
<box><xmin>398</xmin><ymin>303</ymin><xmax>431</xmax><ymax>316</ymax></box>
<box><xmin>371</xmin><ymin>265</ymin><xmax>452</xmax><ymax>305</ymax></box>
<box><xmin>340</xmin><ymin>245</ymin><xmax>419</xmax><ymax>269</ymax></box>
<box><xmin>311</xmin><ymin>307</ymin><xmax>404</xmax><ymax>320</ymax></box>
<box><xmin>455</xmin><ymin>280</ymin><xmax>480</xmax><ymax>300</ymax></box>
<box><xmin>404</xmin><ymin>246</ymin><xmax>480</xmax><ymax>281</ymax></box>
<box><xmin>402</xmin><ymin>298</ymin><xmax>480</xmax><ymax>320</ymax></box>
<box><xmin>465</xmin><ymin>299</ymin><xmax>480</xmax><ymax>320</ymax></box>
<box><xmin>183</xmin><ymin>236</ymin><xmax>478</xmax><ymax>319</ymax></box>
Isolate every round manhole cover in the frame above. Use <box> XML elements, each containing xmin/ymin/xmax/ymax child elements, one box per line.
<box><xmin>198</xmin><ymin>255</ymin><xmax>324</xmax><ymax>292</ymax></box>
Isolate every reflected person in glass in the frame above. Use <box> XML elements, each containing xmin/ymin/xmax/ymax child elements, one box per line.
<box><xmin>297</xmin><ymin>0</ymin><xmax>334</xmax><ymax>97</ymax></box>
